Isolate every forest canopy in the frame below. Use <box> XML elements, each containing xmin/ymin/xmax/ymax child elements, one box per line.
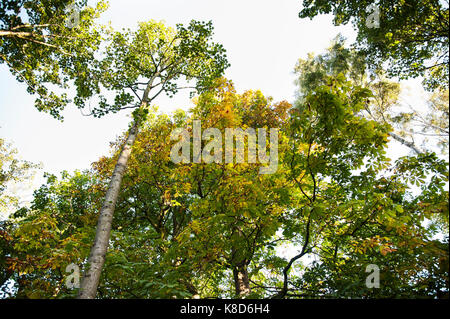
<box><xmin>0</xmin><ymin>1</ymin><xmax>448</xmax><ymax>299</ymax></box>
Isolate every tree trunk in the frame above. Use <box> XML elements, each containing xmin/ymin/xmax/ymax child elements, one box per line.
<box><xmin>76</xmin><ymin>71</ymin><xmax>157</xmax><ymax>298</ymax></box>
<box><xmin>233</xmin><ymin>265</ymin><xmax>251</xmax><ymax>296</ymax></box>
<box><xmin>77</xmin><ymin>120</ymin><xmax>139</xmax><ymax>299</ymax></box>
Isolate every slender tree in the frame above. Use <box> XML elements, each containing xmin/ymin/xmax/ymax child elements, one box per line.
<box><xmin>75</xmin><ymin>20</ymin><xmax>229</xmax><ymax>298</ymax></box>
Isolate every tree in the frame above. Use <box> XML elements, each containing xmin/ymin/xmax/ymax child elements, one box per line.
<box><xmin>0</xmin><ymin>137</ymin><xmax>39</xmax><ymax>297</ymax></box>
<box><xmin>0</xmin><ymin>171</ymin><xmax>102</xmax><ymax>298</ymax></box>
<box><xmin>90</xmin><ymin>78</ymin><xmax>291</xmax><ymax>298</ymax></box>
<box><xmin>75</xmin><ymin>20</ymin><xmax>229</xmax><ymax>299</ymax></box>
<box><xmin>299</xmin><ymin>0</ymin><xmax>449</xmax><ymax>91</ymax></box>
<box><xmin>179</xmin><ymin>79</ymin><xmax>291</xmax><ymax>297</ymax></box>
<box><xmin>0</xmin><ymin>0</ymin><xmax>107</xmax><ymax>119</ymax></box>
<box><xmin>396</xmin><ymin>88</ymin><xmax>449</xmax><ymax>153</ymax></box>
<box><xmin>294</xmin><ymin>36</ymin><xmax>449</xmax><ymax>154</ymax></box>
<box><xmin>0</xmin><ymin>138</ymin><xmax>39</xmax><ymax>218</ymax></box>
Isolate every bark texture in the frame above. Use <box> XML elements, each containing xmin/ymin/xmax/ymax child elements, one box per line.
<box><xmin>77</xmin><ymin>120</ymin><xmax>139</xmax><ymax>299</ymax></box>
<box><xmin>77</xmin><ymin>71</ymin><xmax>156</xmax><ymax>299</ymax></box>
<box><xmin>233</xmin><ymin>265</ymin><xmax>251</xmax><ymax>296</ymax></box>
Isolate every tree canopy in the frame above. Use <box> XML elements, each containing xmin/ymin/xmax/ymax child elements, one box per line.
<box><xmin>1</xmin><ymin>77</ymin><xmax>447</xmax><ymax>298</ymax></box>
<box><xmin>299</xmin><ymin>0</ymin><xmax>449</xmax><ymax>91</ymax></box>
<box><xmin>0</xmin><ymin>0</ymin><xmax>107</xmax><ymax>119</ymax></box>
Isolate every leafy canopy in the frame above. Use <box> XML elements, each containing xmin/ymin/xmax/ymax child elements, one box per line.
<box><xmin>0</xmin><ymin>0</ymin><xmax>107</xmax><ymax>119</ymax></box>
<box><xmin>2</xmin><ymin>78</ymin><xmax>447</xmax><ymax>298</ymax></box>
<box><xmin>299</xmin><ymin>0</ymin><xmax>449</xmax><ymax>91</ymax></box>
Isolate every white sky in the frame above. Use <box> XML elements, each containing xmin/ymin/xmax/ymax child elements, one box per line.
<box><xmin>0</xmin><ymin>0</ymin><xmax>426</xmax><ymax>213</ymax></box>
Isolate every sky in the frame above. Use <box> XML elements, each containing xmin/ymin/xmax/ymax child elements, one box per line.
<box><xmin>0</xmin><ymin>0</ymin><xmax>426</xmax><ymax>213</ymax></box>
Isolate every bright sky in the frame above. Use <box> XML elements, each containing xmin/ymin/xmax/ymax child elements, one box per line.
<box><xmin>0</xmin><ymin>0</ymin><xmax>425</xmax><ymax>213</ymax></box>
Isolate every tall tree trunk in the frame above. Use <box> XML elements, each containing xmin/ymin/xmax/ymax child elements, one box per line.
<box><xmin>233</xmin><ymin>265</ymin><xmax>251</xmax><ymax>296</ymax></box>
<box><xmin>77</xmin><ymin>119</ymin><xmax>139</xmax><ymax>299</ymax></box>
<box><xmin>77</xmin><ymin>78</ymin><xmax>155</xmax><ymax>298</ymax></box>
<box><xmin>231</xmin><ymin>226</ymin><xmax>251</xmax><ymax>296</ymax></box>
